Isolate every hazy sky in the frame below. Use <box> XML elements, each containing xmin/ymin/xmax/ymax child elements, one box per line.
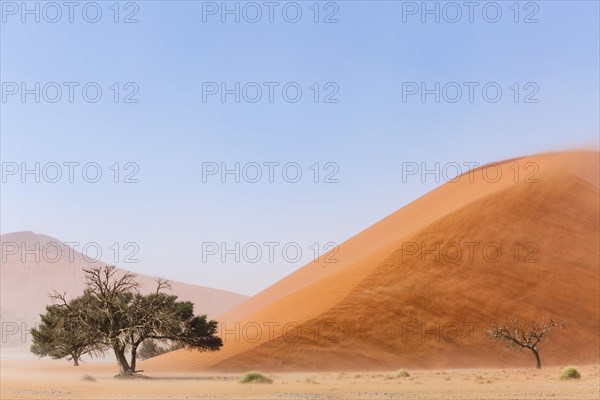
<box><xmin>1</xmin><ymin>0</ymin><xmax>599</xmax><ymax>295</ymax></box>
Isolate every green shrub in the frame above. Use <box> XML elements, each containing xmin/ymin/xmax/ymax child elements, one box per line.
<box><xmin>239</xmin><ymin>371</ymin><xmax>273</xmax><ymax>384</ymax></box>
<box><xmin>81</xmin><ymin>374</ymin><xmax>97</xmax><ymax>382</ymax></box>
<box><xmin>396</xmin><ymin>369</ymin><xmax>410</xmax><ymax>378</ymax></box>
<box><xmin>559</xmin><ymin>367</ymin><xmax>581</xmax><ymax>380</ymax></box>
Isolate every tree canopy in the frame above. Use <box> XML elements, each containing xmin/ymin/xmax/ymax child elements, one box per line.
<box><xmin>31</xmin><ymin>266</ymin><xmax>223</xmax><ymax>376</ymax></box>
<box><xmin>487</xmin><ymin>317</ymin><xmax>562</xmax><ymax>369</ymax></box>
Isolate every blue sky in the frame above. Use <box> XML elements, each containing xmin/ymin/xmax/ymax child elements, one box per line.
<box><xmin>1</xmin><ymin>0</ymin><xmax>599</xmax><ymax>295</ymax></box>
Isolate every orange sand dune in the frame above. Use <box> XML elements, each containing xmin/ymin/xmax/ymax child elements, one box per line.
<box><xmin>146</xmin><ymin>150</ymin><xmax>599</xmax><ymax>372</ymax></box>
<box><xmin>0</xmin><ymin>232</ymin><xmax>248</xmax><ymax>350</ymax></box>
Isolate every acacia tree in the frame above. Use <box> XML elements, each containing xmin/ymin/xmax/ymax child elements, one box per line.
<box><xmin>487</xmin><ymin>318</ymin><xmax>562</xmax><ymax>369</ymax></box>
<box><xmin>122</xmin><ymin>282</ymin><xmax>222</xmax><ymax>372</ymax></box>
<box><xmin>80</xmin><ymin>266</ymin><xmax>139</xmax><ymax>376</ymax></box>
<box><xmin>30</xmin><ymin>298</ymin><xmax>105</xmax><ymax>366</ymax></box>
<box><xmin>32</xmin><ymin>266</ymin><xmax>223</xmax><ymax>377</ymax></box>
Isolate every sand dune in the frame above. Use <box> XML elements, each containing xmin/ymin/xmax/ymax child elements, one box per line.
<box><xmin>0</xmin><ymin>232</ymin><xmax>248</xmax><ymax>349</ymax></box>
<box><xmin>145</xmin><ymin>150</ymin><xmax>600</xmax><ymax>372</ymax></box>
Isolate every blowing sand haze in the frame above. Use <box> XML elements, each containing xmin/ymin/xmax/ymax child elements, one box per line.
<box><xmin>1</xmin><ymin>1</ymin><xmax>599</xmax><ymax>399</ymax></box>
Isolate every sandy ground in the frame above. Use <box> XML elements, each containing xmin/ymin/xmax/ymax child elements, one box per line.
<box><xmin>1</xmin><ymin>358</ymin><xmax>598</xmax><ymax>400</ymax></box>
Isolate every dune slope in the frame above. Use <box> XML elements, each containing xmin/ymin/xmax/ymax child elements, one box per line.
<box><xmin>147</xmin><ymin>151</ymin><xmax>599</xmax><ymax>371</ymax></box>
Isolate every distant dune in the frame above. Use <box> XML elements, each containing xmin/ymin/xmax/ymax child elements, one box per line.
<box><xmin>146</xmin><ymin>150</ymin><xmax>599</xmax><ymax>372</ymax></box>
<box><xmin>0</xmin><ymin>232</ymin><xmax>249</xmax><ymax>350</ymax></box>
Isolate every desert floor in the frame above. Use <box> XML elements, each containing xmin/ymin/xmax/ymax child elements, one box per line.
<box><xmin>1</xmin><ymin>359</ymin><xmax>598</xmax><ymax>400</ymax></box>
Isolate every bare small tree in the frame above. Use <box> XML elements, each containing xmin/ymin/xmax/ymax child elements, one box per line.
<box><xmin>487</xmin><ymin>318</ymin><xmax>562</xmax><ymax>369</ymax></box>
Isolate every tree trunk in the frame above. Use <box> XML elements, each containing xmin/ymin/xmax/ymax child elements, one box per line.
<box><xmin>73</xmin><ymin>358</ymin><xmax>79</xmax><ymax>366</ymax></box>
<box><xmin>113</xmin><ymin>345</ymin><xmax>132</xmax><ymax>376</ymax></box>
<box><xmin>531</xmin><ymin>348</ymin><xmax>541</xmax><ymax>369</ymax></box>
<box><xmin>130</xmin><ymin>343</ymin><xmax>139</xmax><ymax>373</ymax></box>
